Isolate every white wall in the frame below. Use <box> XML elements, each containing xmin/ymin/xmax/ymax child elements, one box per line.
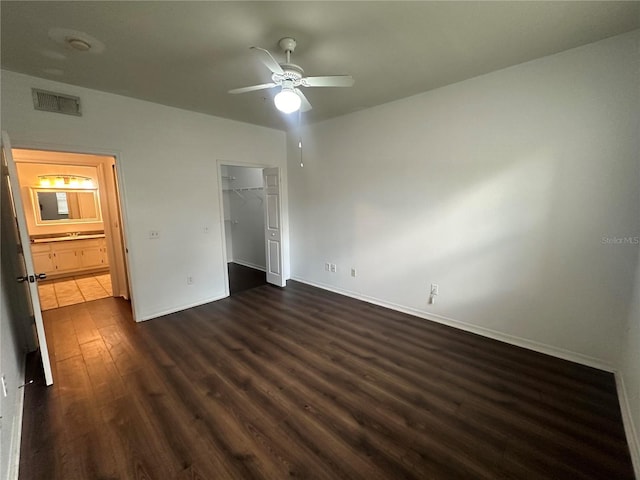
<box><xmin>620</xmin><ymin>248</ymin><xmax>640</xmax><ymax>476</ymax></box>
<box><xmin>223</xmin><ymin>165</ymin><xmax>266</xmax><ymax>270</ymax></box>
<box><xmin>0</xmin><ymin>261</ymin><xmax>25</xmax><ymax>480</ymax></box>
<box><xmin>287</xmin><ymin>31</ymin><xmax>640</xmax><ymax>368</ymax></box>
<box><xmin>1</xmin><ymin>70</ymin><xmax>287</xmax><ymax>320</ymax></box>
<box><xmin>0</xmin><ymin>165</ymin><xmax>31</xmax><ymax>480</ymax></box>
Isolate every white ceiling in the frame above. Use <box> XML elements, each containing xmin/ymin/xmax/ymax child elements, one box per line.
<box><xmin>2</xmin><ymin>1</ymin><xmax>639</xmax><ymax>130</ymax></box>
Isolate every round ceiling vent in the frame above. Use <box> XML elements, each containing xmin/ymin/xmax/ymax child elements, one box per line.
<box><xmin>48</xmin><ymin>28</ymin><xmax>105</xmax><ymax>54</ymax></box>
<box><xmin>67</xmin><ymin>38</ymin><xmax>91</xmax><ymax>51</ymax></box>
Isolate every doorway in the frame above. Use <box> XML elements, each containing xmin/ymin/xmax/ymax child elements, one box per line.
<box><xmin>11</xmin><ymin>148</ymin><xmax>131</xmax><ymax>308</ymax></box>
<box><xmin>221</xmin><ymin>164</ymin><xmax>268</xmax><ymax>295</ymax></box>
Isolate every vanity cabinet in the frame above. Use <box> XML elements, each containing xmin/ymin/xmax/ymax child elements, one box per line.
<box><xmin>55</xmin><ymin>248</ymin><xmax>82</xmax><ymax>272</ymax></box>
<box><xmin>31</xmin><ymin>238</ymin><xmax>108</xmax><ymax>278</ymax></box>
<box><xmin>32</xmin><ymin>243</ymin><xmax>55</xmax><ymax>274</ymax></box>
<box><xmin>78</xmin><ymin>244</ymin><xmax>106</xmax><ymax>270</ymax></box>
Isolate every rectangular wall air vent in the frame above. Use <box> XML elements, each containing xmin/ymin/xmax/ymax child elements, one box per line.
<box><xmin>32</xmin><ymin>88</ymin><xmax>82</xmax><ymax>116</ymax></box>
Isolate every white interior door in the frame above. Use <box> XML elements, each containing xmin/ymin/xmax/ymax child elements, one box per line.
<box><xmin>263</xmin><ymin>167</ymin><xmax>285</xmax><ymax>287</ymax></box>
<box><xmin>1</xmin><ymin>131</ymin><xmax>53</xmax><ymax>386</ymax></box>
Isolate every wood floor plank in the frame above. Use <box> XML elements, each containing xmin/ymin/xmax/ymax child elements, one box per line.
<box><xmin>70</xmin><ymin>304</ymin><xmax>102</xmax><ymax>346</ymax></box>
<box><xmin>228</xmin><ymin>262</ymin><xmax>267</xmax><ymax>295</ymax></box>
<box><xmin>20</xmin><ymin>280</ymin><xmax>635</xmax><ymax>480</ymax></box>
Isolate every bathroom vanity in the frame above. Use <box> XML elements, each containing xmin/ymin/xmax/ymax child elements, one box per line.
<box><xmin>31</xmin><ymin>235</ymin><xmax>109</xmax><ymax>278</ymax></box>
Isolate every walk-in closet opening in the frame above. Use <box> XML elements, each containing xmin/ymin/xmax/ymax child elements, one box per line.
<box><xmin>221</xmin><ymin>165</ymin><xmax>268</xmax><ymax>295</ymax></box>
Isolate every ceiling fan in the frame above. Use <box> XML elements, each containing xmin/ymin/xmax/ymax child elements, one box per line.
<box><xmin>229</xmin><ymin>37</ymin><xmax>354</xmax><ymax>114</ymax></box>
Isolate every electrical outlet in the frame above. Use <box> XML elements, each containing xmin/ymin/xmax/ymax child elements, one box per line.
<box><xmin>187</xmin><ymin>276</ymin><xmax>194</xmax><ymax>285</ymax></box>
<box><xmin>325</xmin><ymin>262</ymin><xmax>331</xmax><ymax>272</ymax></box>
<box><xmin>351</xmin><ymin>268</ymin><xmax>357</xmax><ymax>277</ymax></box>
<box><xmin>149</xmin><ymin>230</ymin><xmax>160</xmax><ymax>239</ymax></box>
<box><xmin>330</xmin><ymin>264</ymin><xmax>337</xmax><ymax>273</ymax></box>
<box><xmin>430</xmin><ymin>283</ymin><xmax>439</xmax><ymax>295</ymax></box>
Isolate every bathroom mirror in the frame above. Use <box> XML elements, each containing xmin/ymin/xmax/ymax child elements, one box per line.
<box><xmin>31</xmin><ymin>188</ymin><xmax>101</xmax><ymax>224</ymax></box>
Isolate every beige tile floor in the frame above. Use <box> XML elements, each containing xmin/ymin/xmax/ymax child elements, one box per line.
<box><xmin>38</xmin><ymin>273</ymin><xmax>112</xmax><ymax>310</ymax></box>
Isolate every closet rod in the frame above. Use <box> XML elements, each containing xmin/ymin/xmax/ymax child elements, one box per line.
<box><xmin>222</xmin><ymin>187</ymin><xmax>264</xmax><ymax>192</ymax></box>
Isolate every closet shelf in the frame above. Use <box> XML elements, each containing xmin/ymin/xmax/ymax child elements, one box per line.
<box><xmin>223</xmin><ymin>187</ymin><xmax>264</xmax><ymax>203</ymax></box>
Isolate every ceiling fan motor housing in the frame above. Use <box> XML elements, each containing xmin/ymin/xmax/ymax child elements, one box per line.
<box><xmin>273</xmin><ymin>65</ymin><xmax>304</xmax><ymax>88</ymax></box>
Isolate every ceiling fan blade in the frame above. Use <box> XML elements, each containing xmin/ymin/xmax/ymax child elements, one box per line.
<box><xmin>295</xmin><ymin>88</ymin><xmax>312</xmax><ymax>112</ymax></box>
<box><xmin>228</xmin><ymin>83</ymin><xmax>277</xmax><ymax>94</ymax></box>
<box><xmin>250</xmin><ymin>46</ymin><xmax>284</xmax><ymax>75</ymax></box>
<box><xmin>302</xmin><ymin>75</ymin><xmax>354</xmax><ymax>88</ymax></box>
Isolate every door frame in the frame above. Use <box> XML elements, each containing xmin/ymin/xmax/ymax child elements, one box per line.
<box><xmin>216</xmin><ymin>159</ymin><xmax>288</xmax><ymax>296</ymax></box>
<box><xmin>7</xmin><ymin>140</ymin><xmax>138</xmax><ymax>321</ymax></box>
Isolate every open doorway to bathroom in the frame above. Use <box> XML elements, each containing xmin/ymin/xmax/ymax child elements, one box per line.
<box><xmin>221</xmin><ymin>164</ymin><xmax>268</xmax><ymax>295</ymax></box>
<box><xmin>12</xmin><ymin>148</ymin><xmax>130</xmax><ymax>310</ymax></box>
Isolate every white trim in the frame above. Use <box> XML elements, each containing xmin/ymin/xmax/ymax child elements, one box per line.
<box><xmin>290</xmin><ymin>276</ymin><xmax>615</xmax><ymax>372</ymax></box>
<box><xmin>231</xmin><ymin>259</ymin><xmax>266</xmax><ymax>272</ymax></box>
<box><xmin>216</xmin><ymin>161</ymin><xmax>231</xmax><ymax>299</ymax></box>
<box><xmin>7</xmin><ymin>355</ymin><xmax>26</xmax><ymax>480</ymax></box>
<box><xmin>615</xmin><ymin>372</ymin><xmax>640</xmax><ymax>479</ymax></box>
<box><xmin>137</xmin><ymin>293</ymin><xmax>228</xmax><ymax>322</ymax></box>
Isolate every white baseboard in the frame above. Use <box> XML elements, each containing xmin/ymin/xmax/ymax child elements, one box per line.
<box><xmin>290</xmin><ymin>276</ymin><xmax>614</xmax><ymax>372</ymax></box>
<box><xmin>138</xmin><ymin>293</ymin><xmax>228</xmax><ymax>322</ymax></box>
<box><xmin>7</xmin><ymin>354</ymin><xmax>26</xmax><ymax>480</ymax></box>
<box><xmin>615</xmin><ymin>372</ymin><xmax>640</xmax><ymax>479</ymax></box>
<box><xmin>231</xmin><ymin>259</ymin><xmax>266</xmax><ymax>272</ymax></box>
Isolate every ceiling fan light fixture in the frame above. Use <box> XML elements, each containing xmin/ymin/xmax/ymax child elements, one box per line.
<box><xmin>274</xmin><ymin>88</ymin><xmax>301</xmax><ymax>114</ymax></box>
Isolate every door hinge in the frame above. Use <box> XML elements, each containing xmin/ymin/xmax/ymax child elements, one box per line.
<box><xmin>2</xmin><ymin>165</ymin><xmax>8</xmax><ymax>176</ymax></box>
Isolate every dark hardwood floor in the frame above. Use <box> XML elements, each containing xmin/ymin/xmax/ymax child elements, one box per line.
<box><xmin>20</xmin><ymin>281</ymin><xmax>634</xmax><ymax>479</ymax></box>
<box><xmin>228</xmin><ymin>262</ymin><xmax>266</xmax><ymax>295</ymax></box>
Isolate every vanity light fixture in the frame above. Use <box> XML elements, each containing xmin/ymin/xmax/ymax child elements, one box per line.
<box><xmin>38</xmin><ymin>175</ymin><xmax>94</xmax><ymax>189</ymax></box>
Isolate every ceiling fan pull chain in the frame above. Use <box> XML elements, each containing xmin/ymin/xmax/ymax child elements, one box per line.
<box><xmin>298</xmin><ymin>109</ymin><xmax>304</xmax><ymax>168</ymax></box>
